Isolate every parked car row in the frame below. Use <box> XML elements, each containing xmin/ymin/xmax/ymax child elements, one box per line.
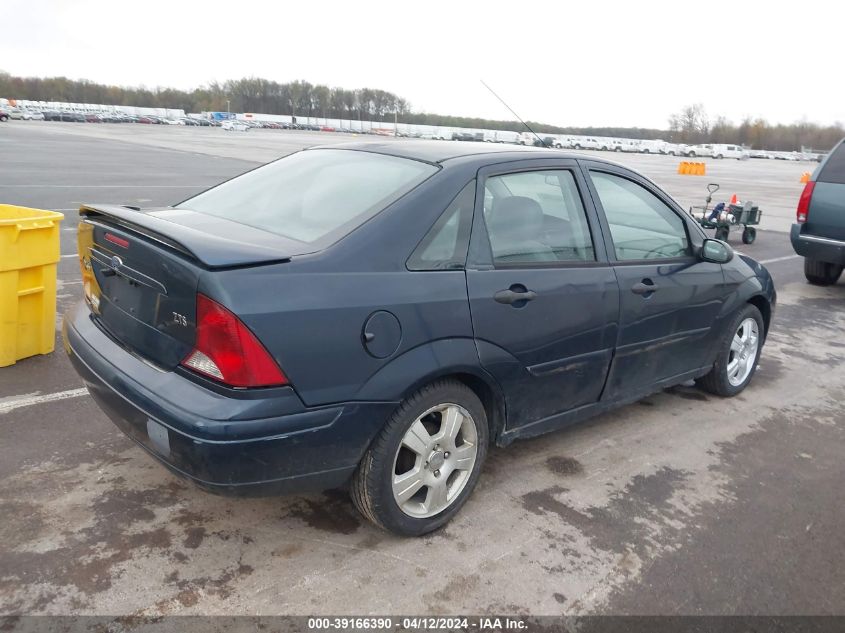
<box><xmin>1</xmin><ymin>107</ymin><xmax>391</xmax><ymax>134</ymax></box>
<box><xmin>681</xmin><ymin>144</ymin><xmax>751</xmax><ymax>160</ymax></box>
<box><xmin>0</xmin><ymin>107</ymin><xmax>224</xmax><ymax>126</ymax></box>
<box><xmin>0</xmin><ymin>105</ymin><xmax>827</xmax><ymax>162</ymax></box>
<box><xmin>513</xmin><ymin>134</ymin><xmax>818</xmax><ymax>161</ymax></box>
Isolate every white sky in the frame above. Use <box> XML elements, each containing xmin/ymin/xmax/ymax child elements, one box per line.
<box><xmin>2</xmin><ymin>0</ymin><xmax>842</xmax><ymax>129</ymax></box>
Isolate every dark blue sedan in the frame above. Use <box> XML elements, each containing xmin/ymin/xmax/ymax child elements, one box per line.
<box><xmin>63</xmin><ymin>142</ymin><xmax>776</xmax><ymax>536</ymax></box>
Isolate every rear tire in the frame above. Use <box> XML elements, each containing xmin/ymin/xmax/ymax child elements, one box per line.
<box><xmin>697</xmin><ymin>304</ymin><xmax>764</xmax><ymax>397</ymax></box>
<box><xmin>804</xmin><ymin>258</ymin><xmax>844</xmax><ymax>286</ymax></box>
<box><xmin>715</xmin><ymin>226</ymin><xmax>730</xmax><ymax>241</ymax></box>
<box><xmin>741</xmin><ymin>227</ymin><xmax>756</xmax><ymax>244</ymax></box>
<box><xmin>351</xmin><ymin>379</ymin><xmax>489</xmax><ymax>536</ymax></box>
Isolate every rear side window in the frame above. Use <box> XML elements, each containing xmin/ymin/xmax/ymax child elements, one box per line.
<box><xmin>407</xmin><ymin>181</ymin><xmax>475</xmax><ymax>270</ymax></box>
<box><xmin>178</xmin><ymin>149</ymin><xmax>437</xmax><ymax>245</ymax></box>
<box><xmin>818</xmin><ymin>142</ymin><xmax>845</xmax><ymax>184</ymax></box>
<box><xmin>482</xmin><ymin>170</ymin><xmax>595</xmax><ymax>265</ymax></box>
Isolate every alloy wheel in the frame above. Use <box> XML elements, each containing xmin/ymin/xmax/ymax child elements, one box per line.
<box><xmin>392</xmin><ymin>403</ymin><xmax>478</xmax><ymax>518</ymax></box>
<box><xmin>727</xmin><ymin>318</ymin><xmax>759</xmax><ymax>386</ymax></box>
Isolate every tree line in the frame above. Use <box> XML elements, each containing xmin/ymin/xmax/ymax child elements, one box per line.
<box><xmin>668</xmin><ymin>103</ymin><xmax>843</xmax><ymax>152</ymax></box>
<box><xmin>0</xmin><ymin>73</ymin><xmax>411</xmax><ymax>121</ymax></box>
<box><xmin>1</xmin><ymin>72</ymin><xmax>841</xmax><ymax>150</ymax></box>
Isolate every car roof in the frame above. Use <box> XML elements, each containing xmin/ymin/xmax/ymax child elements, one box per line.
<box><xmin>309</xmin><ymin>140</ymin><xmax>593</xmax><ymax>165</ymax></box>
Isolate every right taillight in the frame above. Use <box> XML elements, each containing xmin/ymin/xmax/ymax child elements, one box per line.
<box><xmin>796</xmin><ymin>181</ymin><xmax>815</xmax><ymax>223</ymax></box>
<box><xmin>182</xmin><ymin>294</ymin><xmax>288</xmax><ymax>388</ymax></box>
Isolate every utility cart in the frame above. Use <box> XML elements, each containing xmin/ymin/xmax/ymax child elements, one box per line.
<box><xmin>688</xmin><ymin>183</ymin><xmax>762</xmax><ymax>244</ymax></box>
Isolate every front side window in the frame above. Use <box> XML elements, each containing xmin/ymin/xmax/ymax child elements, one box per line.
<box><xmin>482</xmin><ymin>170</ymin><xmax>595</xmax><ymax>265</ymax></box>
<box><xmin>591</xmin><ymin>171</ymin><xmax>691</xmax><ymax>261</ymax></box>
<box><xmin>178</xmin><ymin>149</ymin><xmax>437</xmax><ymax>246</ymax></box>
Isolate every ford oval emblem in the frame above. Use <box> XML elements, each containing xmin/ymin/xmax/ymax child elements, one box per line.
<box><xmin>109</xmin><ymin>255</ymin><xmax>123</xmax><ymax>270</ymax></box>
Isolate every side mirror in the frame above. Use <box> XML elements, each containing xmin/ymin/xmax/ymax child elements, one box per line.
<box><xmin>700</xmin><ymin>238</ymin><xmax>733</xmax><ymax>264</ymax></box>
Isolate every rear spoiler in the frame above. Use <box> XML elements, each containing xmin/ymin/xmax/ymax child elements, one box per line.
<box><xmin>79</xmin><ymin>204</ymin><xmax>296</xmax><ymax>269</ymax></box>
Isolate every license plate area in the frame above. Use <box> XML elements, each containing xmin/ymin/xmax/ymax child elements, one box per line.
<box><xmin>146</xmin><ymin>419</ymin><xmax>171</xmax><ymax>457</ymax></box>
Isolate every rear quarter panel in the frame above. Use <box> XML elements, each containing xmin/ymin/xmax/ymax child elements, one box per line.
<box><xmin>201</xmin><ymin>266</ymin><xmax>474</xmax><ymax>406</ymax></box>
<box><xmin>806</xmin><ymin>182</ymin><xmax>845</xmax><ymax>240</ymax></box>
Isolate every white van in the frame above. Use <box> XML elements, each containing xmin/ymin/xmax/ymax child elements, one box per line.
<box><xmin>711</xmin><ymin>144</ymin><xmax>750</xmax><ymax>160</ymax></box>
<box><xmin>569</xmin><ymin>136</ymin><xmax>600</xmax><ymax>150</ymax></box>
<box><xmin>620</xmin><ymin>139</ymin><xmax>642</xmax><ymax>153</ymax></box>
<box><xmin>639</xmin><ymin>139</ymin><xmax>668</xmax><ymax>154</ymax></box>
<box><xmin>684</xmin><ymin>144</ymin><xmax>713</xmax><ymax>158</ymax></box>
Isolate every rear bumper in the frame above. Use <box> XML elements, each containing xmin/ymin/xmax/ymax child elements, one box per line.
<box><xmin>63</xmin><ymin>302</ymin><xmax>397</xmax><ymax>496</ymax></box>
<box><xmin>791</xmin><ymin>224</ymin><xmax>845</xmax><ymax>265</ymax></box>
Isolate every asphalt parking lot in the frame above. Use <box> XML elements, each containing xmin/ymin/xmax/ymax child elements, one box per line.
<box><xmin>1</xmin><ymin>122</ymin><xmax>843</xmax><ymax>617</ymax></box>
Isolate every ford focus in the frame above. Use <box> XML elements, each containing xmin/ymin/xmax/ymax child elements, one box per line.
<box><xmin>63</xmin><ymin>142</ymin><xmax>776</xmax><ymax>536</ymax></box>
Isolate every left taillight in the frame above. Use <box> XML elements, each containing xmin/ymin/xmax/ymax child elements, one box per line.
<box><xmin>182</xmin><ymin>294</ymin><xmax>288</xmax><ymax>388</ymax></box>
<box><xmin>796</xmin><ymin>181</ymin><xmax>815</xmax><ymax>223</ymax></box>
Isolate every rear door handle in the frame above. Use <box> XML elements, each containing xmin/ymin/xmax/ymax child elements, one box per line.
<box><xmin>494</xmin><ymin>287</ymin><xmax>538</xmax><ymax>305</ymax></box>
<box><xmin>631</xmin><ymin>280</ymin><xmax>658</xmax><ymax>296</ymax></box>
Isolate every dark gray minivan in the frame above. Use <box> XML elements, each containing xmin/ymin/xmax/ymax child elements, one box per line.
<box><xmin>791</xmin><ymin>138</ymin><xmax>845</xmax><ymax>285</ymax></box>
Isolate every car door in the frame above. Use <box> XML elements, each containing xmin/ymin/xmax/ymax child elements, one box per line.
<box><xmin>465</xmin><ymin>160</ymin><xmax>619</xmax><ymax>430</ymax></box>
<box><xmin>582</xmin><ymin>164</ymin><xmax>728</xmax><ymax>401</ymax></box>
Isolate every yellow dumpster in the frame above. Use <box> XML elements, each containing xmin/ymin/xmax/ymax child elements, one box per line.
<box><xmin>0</xmin><ymin>205</ymin><xmax>65</xmax><ymax>367</ymax></box>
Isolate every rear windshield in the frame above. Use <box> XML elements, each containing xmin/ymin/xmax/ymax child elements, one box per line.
<box><xmin>818</xmin><ymin>141</ymin><xmax>845</xmax><ymax>184</ymax></box>
<box><xmin>178</xmin><ymin>149</ymin><xmax>437</xmax><ymax>245</ymax></box>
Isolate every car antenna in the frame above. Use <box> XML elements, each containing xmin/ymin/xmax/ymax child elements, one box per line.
<box><xmin>480</xmin><ymin>79</ymin><xmax>545</xmax><ymax>147</ymax></box>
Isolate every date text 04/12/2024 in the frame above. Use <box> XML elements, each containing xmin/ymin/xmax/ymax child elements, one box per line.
<box><xmin>307</xmin><ymin>617</ymin><xmax>528</xmax><ymax>631</ymax></box>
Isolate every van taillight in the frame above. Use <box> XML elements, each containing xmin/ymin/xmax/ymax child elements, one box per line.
<box><xmin>796</xmin><ymin>181</ymin><xmax>815</xmax><ymax>223</ymax></box>
<box><xmin>182</xmin><ymin>294</ymin><xmax>288</xmax><ymax>388</ymax></box>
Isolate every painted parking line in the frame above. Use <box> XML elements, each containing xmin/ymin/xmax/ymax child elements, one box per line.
<box><xmin>0</xmin><ymin>388</ymin><xmax>89</xmax><ymax>415</ymax></box>
<box><xmin>61</xmin><ymin>254</ymin><xmax>79</xmax><ymax>258</ymax></box>
<box><xmin>759</xmin><ymin>254</ymin><xmax>801</xmax><ymax>265</ymax></box>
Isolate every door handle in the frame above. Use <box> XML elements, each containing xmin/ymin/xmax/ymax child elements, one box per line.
<box><xmin>631</xmin><ymin>279</ymin><xmax>658</xmax><ymax>296</ymax></box>
<box><xmin>494</xmin><ymin>287</ymin><xmax>538</xmax><ymax>305</ymax></box>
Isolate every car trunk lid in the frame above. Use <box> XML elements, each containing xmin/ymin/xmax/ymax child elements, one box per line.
<box><xmin>77</xmin><ymin>204</ymin><xmax>299</xmax><ymax>369</ymax></box>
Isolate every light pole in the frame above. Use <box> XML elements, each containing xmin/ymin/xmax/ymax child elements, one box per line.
<box><xmin>226</xmin><ymin>99</ymin><xmax>230</xmax><ymax>114</ymax></box>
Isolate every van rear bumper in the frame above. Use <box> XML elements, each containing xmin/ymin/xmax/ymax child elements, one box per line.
<box><xmin>791</xmin><ymin>224</ymin><xmax>845</xmax><ymax>265</ymax></box>
<box><xmin>62</xmin><ymin>302</ymin><xmax>397</xmax><ymax>496</ymax></box>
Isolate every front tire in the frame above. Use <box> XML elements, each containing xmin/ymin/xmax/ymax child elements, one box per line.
<box><xmin>352</xmin><ymin>379</ymin><xmax>489</xmax><ymax>536</ymax></box>
<box><xmin>715</xmin><ymin>226</ymin><xmax>729</xmax><ymax>241</ymax></box>
<box><xmin>804</xmin><ymin>258</ymin><xmax>844</xmax><ymax>286</ymax></box>
<box><xmin>697</xmin><ymin>304</ymin><xmax>764</xmax><ymax>396</ymax></box>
